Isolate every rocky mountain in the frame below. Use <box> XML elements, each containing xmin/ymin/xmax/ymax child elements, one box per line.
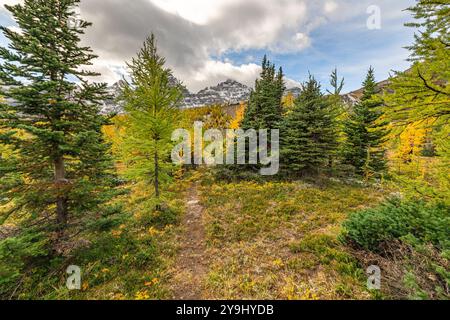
<box><xmin>100</xmin><ymin>81</ymin><xmax>125</xmax><ymax>115</ymax></box>
<box><xmin>285</xmin><ymin>87</ymin><xmax>302</xmax><ymax>98</ymax></box>
<box><xmin>182</xmin><ymin>79</ymin><xmax>252</xmax><ymax>109</ymax></box>
<box><xmin>100</xmin><ymin>78</ymin><xmax>252</xmax><ymax>114</ymax></box>
<box><xmin>341</xmin><ymin>78</ymin><xmax>392</xmax><ymax>107</ymax></box>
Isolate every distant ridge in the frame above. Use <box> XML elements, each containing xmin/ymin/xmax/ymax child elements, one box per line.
<box><xmin>99</xmin><ymin>76</ymin><xmax>394</xmax><ymax>114</ymax></box>
<box><xmin>341</xmin><ymin>78</ymin><xmax>392</xmax><ymax>106</ymax></box>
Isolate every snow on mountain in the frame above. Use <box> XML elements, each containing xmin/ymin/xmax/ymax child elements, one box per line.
<box><xmin>100</xmin><ymin>81</ymin><xmax>125</xmax><ymax>115</ymax></box>
<box><xmin>181</xmin><ymin>79</ymin><xmax>252</xmax><ymax>109</ymax></box>
<box><xmin>100</xmin><ymin>78</ymin><xmax>252</xmax><ymax>114</ymax></box>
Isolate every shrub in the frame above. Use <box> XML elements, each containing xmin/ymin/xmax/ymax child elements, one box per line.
<box><xmin>341</xmin><ymin>198</ymin><xmax>450</xmax><ymax>252</ymax></box>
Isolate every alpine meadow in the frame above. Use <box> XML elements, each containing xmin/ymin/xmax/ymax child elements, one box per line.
<box><xmin>0</xmin><ymin>0</ymin><xmax>448</xmax><ymax>306</ymax></box>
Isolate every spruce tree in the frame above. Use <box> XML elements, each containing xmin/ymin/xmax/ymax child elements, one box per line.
<box><xmin>231</xmin><ymin>55</ymin><xmax>284</xmax><ymax>175</ymax></box>
<box><xmin>343</xmin><ymin>68</ymin><xmax>388</xmax><ymax>177</ymax></box>
<box><xmin>281</xmin><ymin>76</ymin><xmax>338</xmax><ymax>175</ymax></box>
<box><xmin>118</xmin><ymin>34</ymin><xmax>182</xmax><ymax>203</ymax></box>
<box><xmin>327</xmin><ymin>68</ymin><xmax>345</xmax><ymax>97</ymax></box>
<box><xmin>0</xmin><ymin>0</ymin><xmax>117</xmax><ymax>233</ymax></box>
<box><xmin>241</xmin><ymin>55</ymin><xmax>285</xmax><ymax>130</ymax></box>
<box><xmin>326</xmin><ymin>68</ymin><xmax>346</xmax><ymax>168</ymax></box>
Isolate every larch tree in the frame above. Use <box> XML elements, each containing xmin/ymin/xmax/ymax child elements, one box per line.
<box><xmin>0</xmin><ymin>0</ymin><xmax>117</xmax><ymax>233</ymax></box>
<box><xmin>385</xmin><ymin>0</ymin><xmax>449</xmax><ymax>127</ymax></box>
<box><xmin>384</xmin><ymin>0</ymin><xmax>449</xmax><ymax>201</ymax></box>
<box><xmin>118</xmin><ymin>34</ymin><xmax>183</xmax><ymax>204</ymax></box>
<box><xmin>385</xmin><ymin>1</ymin><xmax>449</xmax><ymax>148</ymax></box>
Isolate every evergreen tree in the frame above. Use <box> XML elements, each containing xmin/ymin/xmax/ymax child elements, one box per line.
<box><xmin>327</xmin><ymin>68</ymin><xmax>345</xmax><ymax>97</ymax></box>
<box><xmin>281</xmin><ymin>76</ymin><xmax>338</xmax><ymax>175</ymax></box>
<box><xmin>117</xmin><ymin>35</ymin><xmax>182</xmax><ymax>203</ymax></box>
<box><xmin>230</xmin><ymin>55</ymin><xmax>284</xmax><ymax>175</ymax></box>
<box><xmin>241</xmin><ymin>55</ymin><xmax>285</xmax><ymax>130</ymax></box>
<box><xmin>0</xmin><ymin>0</ymin><xmax>117</xmax><ymax>233</ymax></box>
<box><xmin>326</xmin><ymin>68</ymin><xmax>347</xmax><ymax>168</ymax></box>
<box><xmin>343</xmin><ymin>68</ymin><xmax>388</xmax><ymax>177</ymax></box>
<box><xmin>326</xmin><ymin>68</ymin><xmax>347</xmax><ymax>126</ymax></box>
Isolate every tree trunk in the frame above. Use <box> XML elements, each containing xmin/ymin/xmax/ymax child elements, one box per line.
<box><xmin>154</xmin><ymin>151</ymin><xmax>160</xmax><ymax>199</ymax></box>
<box><xmin>154</xmin><ymin>150</ymin><xmax>162</xmax><ymax>212</ymax></box>
<box><xmin>54</xmin><ymin>156</ymin><xmax>68</xmax><ymax>229</ymax></box>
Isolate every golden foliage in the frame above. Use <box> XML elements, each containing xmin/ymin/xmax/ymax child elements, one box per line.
<box><xmin>230</xmin><ymin>102</ymin><xmax>246</xmax><ymax>129</ymax></box>
<box><xmin>182</xmin><ymin>104</ymin><xmax>232</xmax><ymax>129</ymax></box>
<box><xmin>396</xmin><ymin>123</ymin><xmax>427</xmax><ymax>163</ymax></box>
<box><xmin>282</xmin><ymin>92</ymin><xmax>295</xmax><ymax>114</ymax></box>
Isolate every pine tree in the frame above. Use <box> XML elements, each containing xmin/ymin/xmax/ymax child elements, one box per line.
<box><xmin>327</xmin><ymin>68</ymin><xmax>345</xmax><ymax>97</ymax></box>
<box><xmin>117</xmin><ymin>35</ymin><xmax>182</xmax><ymax>203</ymax></box>
<box><xmin>326</xmin><ymin>68</ymin><xmax>346</xmax><ymax>168</ymax></box>
<box><xmin>231</xmin><ymin>55</ymin><xmax>284</xmax><ymax>175</ymax></box>
<box><xmin>0</xmin><ymin>0</ymin><xmax>117</xmax><ymax>233</ymax></box>
<box><xmin>281</xmin><ymin>76</ymin><xmax>338</xmax><ymax>175</ymax></box>
<box><xmin>241</xmin><ymin>55</ymin><xmax>285</xmax><ymax>130</ymax></box>
<box><xmin>343</xmin><ymin>68</ymin><xmax>388</xmax><ymax>176</ymax></box>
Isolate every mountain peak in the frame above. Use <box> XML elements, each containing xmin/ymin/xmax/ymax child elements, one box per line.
<box><xmin>182</xmin><ymin>79</ymin><xmax>251</xmax><ymax>108</ymax></box>
<box><xmin>100</xmin><ymin>78</ymin><xmax>252</xmax><ymax>113</ymax></box>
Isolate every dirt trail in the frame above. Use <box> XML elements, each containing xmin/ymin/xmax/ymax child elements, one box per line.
<box><xmin>170</xmin><ymin>183</ymin><xmax>208</xmax><ymax>300</ymax></box>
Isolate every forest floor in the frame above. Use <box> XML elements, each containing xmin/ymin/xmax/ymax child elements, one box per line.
<box><xmin>13</xmin><ymin>170</ymin><xmax>393</xmax><ymax>300</ymax></box>
<box><xmin>162</xmin><ymin>171</ymin><xmax>391</xmax><ymax>300</ymax></box>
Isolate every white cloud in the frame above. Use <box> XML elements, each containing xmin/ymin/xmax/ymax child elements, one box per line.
<box><xmin>291</xmin><ymin>33</ymin><xmax>311</xmax><ymax>51</ymax></box>
<box><xmin>184</xmin><ymin>60</ymin><xmax>261</xmax><ymax>91</ymax></box>
<box><xmin>75</xmin><ymin>0</ymin><xmax>332</xmax><ymax>89</ymax></box>
<box><xmin>149</xmin><ymin>0</ymin><xmax>233</xmax><ymax>25</ymax></box>
<box><xmin>324</xmin><ymin>1</ymin><xmax>338</xmax><ymax>14</ymax></box>
<box><xmin>174</xmin><ymin>59</ymin><xmax>301</xmax><ymax>92</ymax></box>
<box><xmin>0</xmin><ymin>0</ymin><xmax>345</xmax><ymax>90</ymax></box>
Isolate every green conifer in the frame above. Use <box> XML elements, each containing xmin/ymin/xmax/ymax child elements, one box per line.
<box><xmin>281</xmin><ymin>76</ymin><xmax>338</xmax><ymax>175</ymax></box>
<box><xmin>0</xmin><ymin>0</ymin><xmax>117</xmax><ymax>232</ymax></box>
<box><xmin>343</xmin><ymin>68</ymin><xmax>388</xmax><ymax>176</ymax></box>
<box><xmin>241</xmin><ymin>55</ymin><xmax>285</xmax><ymax>130</ymax></box>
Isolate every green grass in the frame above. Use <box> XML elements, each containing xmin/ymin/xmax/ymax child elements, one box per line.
<box><xmin>199</xmin><ymin>177</ymin><xmax>387</xmax><ymax>299</ymax></box>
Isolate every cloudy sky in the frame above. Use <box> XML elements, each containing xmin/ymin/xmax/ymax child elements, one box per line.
<box><xmin>0</xmin><ymin>0</ymin><xmax>416</xmax><ymax>93</ymax></box>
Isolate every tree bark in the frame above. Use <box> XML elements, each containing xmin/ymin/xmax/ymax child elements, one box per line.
<box><xmin>54</xmin><ymin>156</ymin><xmax>68</xmax><ymax>229</ymax></box>
<box><xmin>154</xmin><ymin>150</ymin><xmax>160</xmax><ymax>199</ymax></box>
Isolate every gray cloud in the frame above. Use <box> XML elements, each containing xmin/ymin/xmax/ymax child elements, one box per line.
<box><xmin>78</xmin><ymin>0</ymin><xmax>323</xmax><ymax>91</ymax></box>
<box><xmin>1</xmin><ymin>0</ymin><xmax>414</xmax><ymax>92</ymax></box>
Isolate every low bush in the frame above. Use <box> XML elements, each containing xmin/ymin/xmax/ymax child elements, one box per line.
<box><xmin>341</xmin><ymin>198</ymin><xmax>450</xmax><ymax>299</ymax></box>
<box><xmin>341</xmin><ymin>198</ymin><xmax>449</xmax><ymax>252</ymax></box>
